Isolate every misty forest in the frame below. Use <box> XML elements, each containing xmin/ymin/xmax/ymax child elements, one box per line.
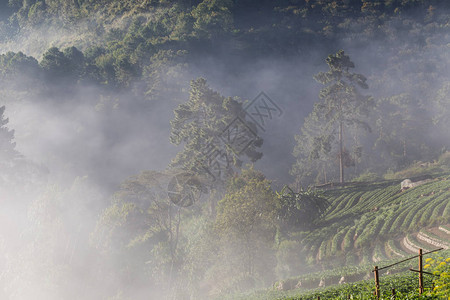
<box><xmin>0</xmin><ymin>0</ymin><xmax>449</xmax><ymax>299</ymax></box>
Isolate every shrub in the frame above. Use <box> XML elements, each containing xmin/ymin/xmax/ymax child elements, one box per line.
<box><xmin>383</xmin><ymin>161</ymin><xmax>443</xmax><ymax>180</ymax></box>
<box><xmin>352</xmin><ymin>171</ymin><xmax>382</xmax><ymax>182</ymax></box>
<box><xmin>425</xmin><ymin>256</ymin><xmax>450</xmax><ymax>297</ymax></box>
<box><xmin>438</xmin><ymin>151</ymin><xmax>450</xmax><ymax>170</ymax></box>
<box><xmin>275</xmin><ymin>240</ymin><xmax>304</xmax><ymax>279</ymax></box>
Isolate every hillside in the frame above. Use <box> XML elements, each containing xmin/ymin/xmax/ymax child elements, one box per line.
<box><xmin>227</xmin><ymin>256</ymin><xmax>450</xmax><ymax>299</ymax></box>
<box><xmin>0</xmin><ymin>1</ymin><xmax>449</xmax><ymax>299</ymax></box>
<box><xmin>222</xmin><ymin>175</ymin><xmax>450</xmax><ymax>299</ymax></box>
<box><xmin>305</xmin><ymin>176</ymin><xmax>449</xmax><ymax>265</ymax></box>
<box><xmin>266</xmin><ymin>174</ymin><xmax>450</xmax><ymax>296</ymax></box>
<box><xmin>1</xmin><ymin>0</ymin><xmax>449</xmax><ymax>185</ymax></box>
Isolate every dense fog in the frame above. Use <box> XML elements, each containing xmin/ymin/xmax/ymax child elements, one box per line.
<box><xmin>0</xmin><ymin>1</ymin><xmax>449</xmax><ymax>299</ymax></box>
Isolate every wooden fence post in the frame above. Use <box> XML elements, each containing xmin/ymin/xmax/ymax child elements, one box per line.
<box><xmin>374</xmin><ymin>266</ymin><xmax>380</xmax><ymax>299</ymax></box>
<box><xmin>419</xmin><ymin>248</ymin><xmax>424</xmax><ymax>294</ymax></box>
<box><xmin>370</xmin><ymin>248</ymin><xmax>443</xmax><ymax>300</ymax></box>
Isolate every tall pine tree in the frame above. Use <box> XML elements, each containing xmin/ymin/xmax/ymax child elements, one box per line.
<box><xmin>170</xmin><ymin>78</ymin><xmax>262</xmax><ymax>185</ymax></box>
<box><xmin>292</xmin><ymin>50</ymin><xmax>373</xmax><ymax>184</ymax></box>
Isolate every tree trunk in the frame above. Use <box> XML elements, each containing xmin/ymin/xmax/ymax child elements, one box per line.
<box><xmin>403</xmin><ymin>139</ymin><xmax>407</xmax><ymax>157</ymax></box>
<box><xmin>339</xmin><ymin>121</ymin><xmax>344</xmax><ymax>183</ymax></box>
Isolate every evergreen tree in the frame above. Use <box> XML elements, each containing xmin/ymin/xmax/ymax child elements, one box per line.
<box><xmin>0</xmin><ymin>105</ymin><xmax>19</xmax><ymax>163</ymax></box>
<box><xmin>292</xmin><ymin>50</ymin><xmax>373</xmax><ymax>184</ymax></box>
<box><xmin>169</xmin><ymin>77</ymin><xmax>262</xmax><ymax>185</ymax></box>
<box><xmin>292</xmin><ymin>110</ymin><xmax>337</xmax><ymax>186</ymax></box>
<box><xmin>40</xmin><ymin>47</ymin><xmax>71</xmax><ymax>80</ymax></box>
<box><xmin>373</xmin><ymin>94</ymin><xmax>435</xmax><ymax>170</ymax></box>
<box><xmin>191</xmin><ymin>0</ymin><xmax>233</xmax><ymax>39</ymax></box>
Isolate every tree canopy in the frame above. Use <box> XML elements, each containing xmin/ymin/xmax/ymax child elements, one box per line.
<box><xmin>170</xmin><ymin>77</ymin><xmax>262</xmax><ymax>185</ymax></box>
<box><xmin>292</xmin><ymin>50</ymin><xmax>373</xmax><ymax>185</ymax></box>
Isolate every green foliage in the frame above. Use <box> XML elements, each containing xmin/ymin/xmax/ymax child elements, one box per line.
<box><xmin>191</xmin><ymin>0</ymin><xmax>233</xmax><ymax>39</ymax></box>
<box><xmin>285</xmin><ymin>273</ymin><xmax>435</xmax><ymax>300</ymax></box>
<box><xmin>276</xmin><ymin>186</ymin><xmax>330</xmax><ymax>229</ymax></box>
<box><xmin>40</xmin><ymin>47</ymin><xmax>68</xmax><ymax>74</ymax></box>
<box><xmin>374</xmin><ymin>94</ymin><xmax>437</xmax><ymax>171</ymax></box>
<box><xmin>433</xmin><ymin>82</ymin><xmax>450</xmax><ymax>131</ymax></box>
<box><xmin>40</xmin><ymin>46</ymin><xmax>89</xmax><ymax>82</ymax></box>
<box><xmin>91</xmin><ymin>170</ymin><xmax>188</xmax><ymax>297</ymax></box>
<box><xmin>216</xmin><ymin>167</ymin><xmax>277</xmax><ymax>240</ymax></box>
<box><xmin>425</xmin><ymin>256</ymin><xmax>450</xmax><ymax>297</ymax></box>
<box><xmin>275</xmin><ymin>240</ymin><xmax>304</xmax><ymax>279</ymax></box>
<box><xmin>383</xmin><ymin>163</ymin><xmax>443</xmax><ymax>180</ymax></box>
<box><xmin>143</xmin><ymin>49</ymin><xmax>187</xmax><ymax>100</ymax></box>
<box><xmin>0</xmin><ymin>1</ymin><xmax>449</xmax><ymax>299</ymax></box>
<box><xmin>0</xmin><ymin>105</ymin><xmax>18</xmax><ymax>162</ymax></box>
<box><xmin>213</xmin><ymin>167</ymin><xmax>277</xmax><ymax>289</ymax></box>
<box><xmin>297</xmin><ymin>176</ymin><xmax>450</xmax><ymax>266</ymax></box>
<box><xmin>437</xmin><ymin>151</ymin><xmax>450</xmax><ymax>170</ymax></box>
<box><xmin>0</xmin><ymin>51</ymin><xmax>39</xmax><ymax>78</ymax></box>
<box><xmin>352</xmin><ymin>171</ymin><xmax>382</xmax><ymax>182</ymax></box>
<box><xmin>169</xmin><ymin>78</ymin><xmax>262</xmax><ymax>184</ymax></box>
<box><xmin>235</xmin><ymin>250</ymin><xmax>450</xmax><ymax>299</ymax></box>
<box><xmin>292</xmin><ymin>50</ymin><xmax>374</xmax><ymax>184</ymax></box>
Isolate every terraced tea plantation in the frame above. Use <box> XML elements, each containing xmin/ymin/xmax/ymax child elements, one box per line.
<box><xmin>303</xmin><ymin>176</ymin><xmax>450</xmax><ymax>267</ymax></box>
<box><xmin>245</xmin><ymin>175</ymin><xmax>450</xmax><ymax>299</ymax></box>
